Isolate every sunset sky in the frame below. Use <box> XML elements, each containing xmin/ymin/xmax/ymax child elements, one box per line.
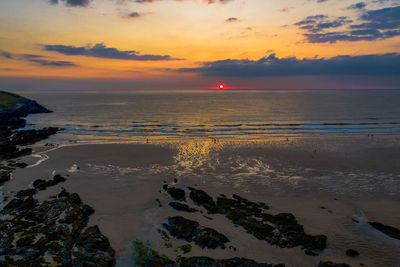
<box><xmin>0</xmin><ymin>0</ymin><xmax>399</xmax><ymax>90</ymax></box>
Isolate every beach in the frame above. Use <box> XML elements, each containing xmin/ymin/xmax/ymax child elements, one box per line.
<box><xmin>3</xmin><ymin>135</ymin><xmax>400</xmax><ymax>266</ymax></box>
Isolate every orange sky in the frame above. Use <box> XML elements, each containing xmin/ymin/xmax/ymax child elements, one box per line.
<box><xmin>0</xmin><ymin>0</ymin><xmax>399</xmax><ymax>89</ymax></box>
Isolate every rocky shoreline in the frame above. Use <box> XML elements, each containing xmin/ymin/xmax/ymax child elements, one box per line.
<box><xmin>0</xmin><ymin>92</ymin><xmax>115</xmax><ymax>266</ymax></box>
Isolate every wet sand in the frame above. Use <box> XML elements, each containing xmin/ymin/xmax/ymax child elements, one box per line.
<box><xmin>2</xmin><ymin>136</ymin><xmax>400</xmax><ymax>266</ymax></box>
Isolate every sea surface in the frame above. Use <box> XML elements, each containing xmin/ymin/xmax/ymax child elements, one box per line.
<box><xmin>15</xmin><ymin>89</ymin><xmax>400</xmax><ymax>144</ymax></box>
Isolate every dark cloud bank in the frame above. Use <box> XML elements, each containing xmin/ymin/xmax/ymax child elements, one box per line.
<box><xmin>177</xmin><ymin>53</ymin><xmax>400</xmax><ymax>77</ymax></box>
<box><xmin>295</xmin><ymin>5</ymin><xmax>400</xmax><ymax>43</ymax></box>
<box><xmin>42</xmin><ymin>43</ymin><xmax>180</xmax><ymax>61</ymax></box>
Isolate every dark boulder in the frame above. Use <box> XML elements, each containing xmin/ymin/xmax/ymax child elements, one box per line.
<box><xmin>167</xmin><ymin>187</ymin><xmax>186</xmax><ymax>201</ymax></box>
<box><xmin>346</xmin><ymin>249</ymin><xmax>360</xmax><ymax>257</ymax></box>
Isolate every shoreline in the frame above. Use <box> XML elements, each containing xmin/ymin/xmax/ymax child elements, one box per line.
<box><xmin>2</xmin><ymin>140</ymin><xmax>400</xmax><ymax>266</ymax></box>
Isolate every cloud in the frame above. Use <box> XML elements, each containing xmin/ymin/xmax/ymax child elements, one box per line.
<box><xmin>295</xmin><ymin>5</ymin><xmax>400</xmax><ymax>43</ymax></box>
<box><xmin>225</xmin><ymin>17</ymin><xmax>239</xmax><ymax>23</ymax></box>
<box><xmin>49</xmin><ymin>0</ymin><xmax>91</xmax><ymax>7</ymax></box>
<box><xmin>0</xmin><ymin>51</ymin><xmax>76</xmax><ymax>67</ymax></box>
<box><xmin>175</xmin><ymin>53</ymin><xmax>400</xmax><ymax>77</ymax></box>
<box><xmin>42</xmin><ymin>43</ymin><xmax>181</xmax><ymax>61</ymax></box>
<box><xmin>0</xmin><ymin>50</ymin><xmax>13</xmax><ymax>59</ymax></box>
<box><xmin>295</xmin><ymin>15</ymin><xmax>352</xmax><ymax>33</ymax></box>
<box><xmin>134</xmin><ymin>0</ymin><xmax>233</xmax><ymax>3</ymax></box>
<box><xmin>347</xmin><ymin>2</ymin><xmax>367</xmax><ymax>9</ymax></box>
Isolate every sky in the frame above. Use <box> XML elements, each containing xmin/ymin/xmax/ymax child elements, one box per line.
<box><xmin>0</xmin><ymin>0</ymin><xmax>399</xmax><ymax>90</ymax></box>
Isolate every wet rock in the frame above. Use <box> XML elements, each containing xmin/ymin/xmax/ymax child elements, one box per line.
<box><xmin>58</xmin><ymin>188</ymin><xmax>70</xmax><ymax>198</ymax></box>
<box><xmin>163</xmin><ymin>216</ymin><xmax>229</xmax><ymax>249</ymax></box>
<box><xmin>33</xmin><ymin>174</ymin><xmax>67</xmax><ymax>190</ymax></box>
<box><xmin>318</xmin><ymin>261</ymin><xmax>350</xmax><ymax>267</ymax></box>
<box><xmin>346</xmin><ymin>248</ymin><xmax>359</xmax><ymax>257</ymax></box>
<box><xmin>145</xmin><ymin>256</ymin><xmax>177</xmax><ymax>267</ymax></box>
<box><xmin>0</xmin><ymin>189</ymin><xmax>115</xmax><ymax>266</ymax></box>
<box><xmin>188</xmin><ymin>188</ymin><xmax>326</xmax><ymax>256</ymax></box>
<box><xmin>0</xmin><ymin>170</ymin><xmax>11</xmax><ymax>185</ymax></box>
<box><xmin>7</xmin><ymin>162</ymin><xmax>28</xmax><ymax>168</ymax></box>
<box><xmin>194</xmin><ymin>228</ymin><xmax>230</xmax><ymax>249</ymax></box>
<box><xmin>32</xmin><ymin>179</ymin><xmax>48</xmax><ymax>191</ymax></box>
<box><xmin>15</xmin><ymin>189</ymin><xmax>36</xmax><ymax>198</ymax></box>
<box><xmin>179</xmin><ymin>256</ymin><xmax>285</xmax><ymax>267</ymax></box>
<box><xmin>188</xmin><ymin>187</ymin><xmax>217</xmax><ymax>213</ymax></box>
<box><xmin>169</xmin><ymin>202</ymin><xmax>198</xmax><ymax>213</ymax></box>
<box><xmin>368</xmin><ymin>221</ymin><xmax>400</xmax><ymax>240</ymax></box>
<box><xmin>167</xmin><ymin>187</ymin><xmax>186</xmax><ymax>201</ymax></box>
<box><xmin>10</xmin><ymin>127</ymin><xmax>61</xmax><ymax>146</ymax></box>
<box><xmin>74</xmin><ymin>225</ymin><xmax>115</xmax><ymax>266</ymax></box>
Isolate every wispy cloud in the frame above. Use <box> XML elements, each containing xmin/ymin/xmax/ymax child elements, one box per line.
<box><xmin>0</xmin><ymin>50</ymin><xmax>76</xmax><ymax>66</ymax></box>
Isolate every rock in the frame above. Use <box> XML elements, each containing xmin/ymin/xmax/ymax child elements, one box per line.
<box><xmin>193</xmin><ymin>228</ymin><xmax>230</xmax><ymax>249</ymax></box>
<box><xmin>9</xmin><ymin>127</ymin><xmax>61</xmax><ymax>146</ymax></box>
<box><xmin>167</xmin><ymin>187</ymin><xmax>186</xmax><ymax>201</ymax></box>
<box><xmin>368</xmin><ymin>221</ymin><xmax>400</xmax><ymax>240</ymax></box>
<box><xmin>163</xmin><ymin>216</ymin><xmax>229</xmax><ymax>249</ymax></box>
<box><xmin>179</xmin><ymin>256</ymin><xmax>285</xmax><ymax>267</ymax></box>
<box><xmin>15</xmin><ymin>189</ymin><xmax>36</xmax><ymax>198</ymax></box>
<box><xmin>0</xmin><ymin>189</ymin><xmax>115</xmax><ymax>266</ymax></box>
<box><xmin>187</xmin><ymin>188</ymin><xmax>326</xmax><ymax>255</ymax></box>
<box><xmin>318</xmin><ymin>261</ymin><xmax>350</xmax><ymax>267</ymax></box>
<box><xmin>169</xmin><ymin>202</ymin><xmax>198</xmax><ymax>213</ymax></box>
<box><xmin>32</xmin><ymin>179</ymin><xmax>48</xmax><ymax>191</ymax></box>
<box><xmin>32</xmin><ymin>175</ymin><xmax>67</xmax><ymax>191</ymax></box>
<box><xmin>58</xmin><ymin>188</ymin><xmax>70</xmax><ymax>198</ymax></box>
<box><xmin>0</xmin><ymin>170</ymin><xmax>11</xmax><ymax>185</ymax></box>
<box><xmin>188</xmin><ymin>187</ymin><xmax>217</xmax><ymax>213</ymax></box>
<box><xmin>73</xmin><ymin>225</ymin><xmax>115</xmax><ymax>266</ymax></box>
<box><xmin>346</xmin><ymin>249</ymin><xmax>360</xmax><ymax>257</ymax></box>
<box><xmin>145</xmin><ymin>256</ymin><xmax>177</xmax><ymax>267</ymax></box>
<box><xmin>7</xmin><ymin>162</ymin><xmax>28</xmax><ymax>168</ymax></box>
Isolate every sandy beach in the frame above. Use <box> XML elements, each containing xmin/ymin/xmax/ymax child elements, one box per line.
<box><xmin>2</xmin><ymin>135</ymin><xmax>400</xmax><ymax>266</ymax></box>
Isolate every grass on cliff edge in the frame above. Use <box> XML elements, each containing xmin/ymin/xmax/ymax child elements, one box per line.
<box><xmin>0</xmin><ymin>91</ymin><xmax>25</xmax><ymax>110</ymax></box>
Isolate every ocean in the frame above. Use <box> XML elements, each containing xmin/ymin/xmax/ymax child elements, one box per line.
<box><xmin>16</xmin><ymin>89</ymin><xmax>400</xmax><ymax>144</ymax></box>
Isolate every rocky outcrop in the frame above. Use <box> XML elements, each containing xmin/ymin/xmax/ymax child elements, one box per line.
<box><xmin>0</xmin><ymin>92</ymin><xmax>60</xmax><ymax>163</ymax></box>
<box><xmin>0</xmin><ymin>98</ymin><xmax>51</xmax><ymax>121</ymax></box>
<box><xmin>133</xmin><ymin>240</ymin><xmax>285</xmax><ymax>267</ymax></box>
<box><xmin>0</xmin><ymin>189</ymin><xmax>115</xmax><ymax>266</ymax></box>
<box><xmin>9</xmin><ymin>127</ymin><xmax>60</xmax><ymax>146</ymax></box>
<box><xmin>163</xmin><ymin>216</ymin><xmax>230</xmax><ymax>249</ymax></box>
<box><xmin>187</xmin><ymin>187</ymin><xmax>326</xmax><ymax>256</ymax></box>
